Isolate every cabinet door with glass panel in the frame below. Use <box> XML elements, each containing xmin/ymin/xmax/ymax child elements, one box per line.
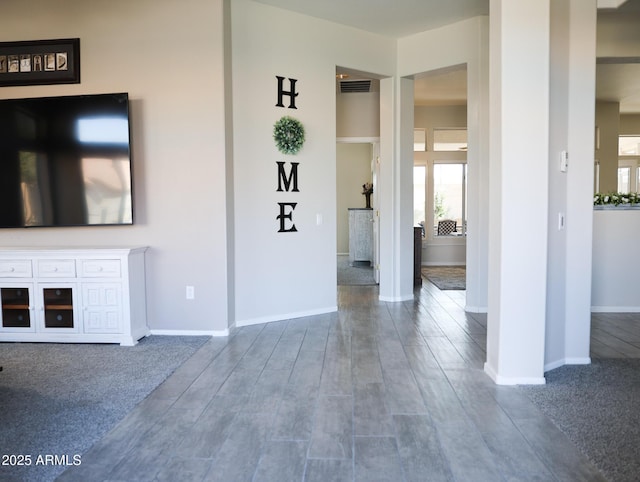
<box><xmin>36</xmin><ymin>283</ymin><xmax>80</xmax><ymax>333</ymax></box>
<box><xmin>0</xmin><ymin>284</ymin><xmax>35</xmax><ymax>333</ymax></box>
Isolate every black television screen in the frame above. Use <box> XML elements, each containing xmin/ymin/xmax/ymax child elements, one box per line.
<box><xmin>0</xmin><ymin>93</ymin><xmax>133</xmax><ymax>228</ymax></box>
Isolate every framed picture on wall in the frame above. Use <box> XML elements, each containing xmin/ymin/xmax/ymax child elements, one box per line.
<box><xmin>0</xmin><ymin>38</ymin><xmax>79</xmax><ymax>87</ymax></box>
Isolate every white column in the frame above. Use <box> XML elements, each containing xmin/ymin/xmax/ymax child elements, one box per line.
<box><xmin>485</xmin><ymin>0</ymin><xmax>550</xmax><ymax>384</ymax></box>
<box><xmin>542</xmin><ymin>0</ymin><xmax>596</xmax><ymax>371</ymax></box>
<box><xmin>379</xmin><ymin>77</ymin><xmax>415</xmax><ymax>302</ymax></box>
<box><xmin>563</xmin><ymin>0</ymin><xmax>596</xmax><ymax>365</ymax></box>
<box><xmin>465</xmin><ymin>18</ymin><xmax>491</xmax><ymax>314</ymax></box>
<box><xmin>379</xmin><ymin>77</ymin><xmax>395</xmax><ymax>299</ymax></box>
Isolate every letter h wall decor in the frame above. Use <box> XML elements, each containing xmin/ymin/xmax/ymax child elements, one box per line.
<box><xmin>273</xmin><ymin>75</ymin><xmax>305</xmax><ymax>233</ymax></box>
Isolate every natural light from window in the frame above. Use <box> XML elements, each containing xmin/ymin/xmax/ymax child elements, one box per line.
<box><xmin>619</xmin><ymin>136</ymin><xmax>640</xmax><ymax>156</ymax></box>
<box><xmin>434</xmin><ymin>163</ymin><xmax>465</xmax><ymax>236</ymax></box>
<box><xmin>77</xmin><ymin>117</ymin><xmax>129</xmax><ymax>145</ymax></box>
<box><xmin>618</xmin><ymin>166</ymin><xmax>630</xmax><ymax>192</ymax></box>
<box><xmin>433</xmin><ymin>128</ymin><xmax>467</xmax><ymax>152</ymax></box>
<box><xmin>414</xmin><ymin>129</ymin><xmax>426</xmax><ymax>151</ymax></box>
<box><xmin>414</xmin><ymin>165</ymin><xmax>426</xmax><ymax>230</ymax></box>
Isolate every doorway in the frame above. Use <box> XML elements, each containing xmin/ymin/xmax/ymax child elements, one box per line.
<box><xmin>335</xmin><ymin>66</ymin><xmax>382</xmax><ymax>286</ymax></box>
<box><xmin>336</xmin><ymin>140</ymin><xmax>379</xmax><ymax>286</ymax></box>
<box><xmin>413</xmin><ymin>65</ymin><xmax>469</xmax><ymax>290</ymax></box>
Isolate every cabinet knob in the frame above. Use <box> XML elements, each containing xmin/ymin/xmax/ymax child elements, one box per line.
<box><xmin>9</xmin><ymin>267</ymin><xmax>15</xmax><ymax>272</ymax></box>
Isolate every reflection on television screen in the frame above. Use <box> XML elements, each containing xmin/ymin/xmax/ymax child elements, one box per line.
<box><xmin>0</xmin><ymin>93</ymin><xmax>133</xmax><ymax>228</ymax></box>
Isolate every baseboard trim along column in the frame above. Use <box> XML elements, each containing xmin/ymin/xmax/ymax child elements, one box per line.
<box><xmin>484</xmin><ymin>362</ymin><xmax>546</xmax><ymax>385</ymax></box>
<box><xmin>379</xmin><ymin>294</ymin><xmax>414</xmax><ymax>302</ymax></box>
<box><xmin>544</xmin><ymin>357</ymin><xmax>591</xmax><ymax>372</ymax></box>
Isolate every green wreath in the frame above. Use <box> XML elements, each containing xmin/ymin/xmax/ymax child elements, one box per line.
<box><xmin>273</xmin><ymin>116</ymin><xmax>305</xmax><ymax>155</ymax></box>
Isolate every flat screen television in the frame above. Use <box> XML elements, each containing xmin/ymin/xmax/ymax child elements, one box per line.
<box><xmin>0</xmin><ymin>92</ymin><xmax>133</xmax><ymax>228</ymax></box>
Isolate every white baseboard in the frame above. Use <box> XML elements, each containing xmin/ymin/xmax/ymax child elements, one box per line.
<box><xmin>484</xmin><ymin>362</ymin><xmax>546</xmax><ymax>385</ymax></box>
<box><xmin>591</xmin><ymin>306</ymin><xmax>640</xmax><ymax>313</ymax></box>
<box><xmin>544</xmin><ymin>357</ymin><xmax>591</xmax><ymax>372</ymax></box>
<box><xmin>150</xmin><ymin>328</ymin><xmax>229</xmax><ymax>337</ymax></box>
<box><xmin>379</xmin><ymin>294</ymin><xmax>414</xmax><ymax>302</ymax></box>
<box><xmin>465</xmin><ymin>305</ymin><xmax>488</xmax><ymax>313</ymax></box>
<box><xmin>236</xmin><ymin>306</ymin><xmax>337</xmax><ymax>327</ymax></box>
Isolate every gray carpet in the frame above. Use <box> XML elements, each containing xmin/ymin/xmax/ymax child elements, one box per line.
<box><xmin>337</xmin><ymin>255</ymin><xmax>376</xmax><ymax>285</ymax></box>
<box><xmin>521</xmin><ymin>359</ymin><xmax>640</xmax><ymax>482</ymax></box>
<box><xmin>421</xmin><ymin>265</ymin><xmax>466</xmax><ymax>290</ymax></box>
<box><xmin>0</xmin><ymin>336</ymin><xmax>209</xmax><ymax>482</ymax></box>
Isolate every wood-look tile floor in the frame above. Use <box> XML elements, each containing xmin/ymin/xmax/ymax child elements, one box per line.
<box><xmin>58</xmin><ymin>281</ymin><xmax>621</xmax><ymax>482</ymax></box>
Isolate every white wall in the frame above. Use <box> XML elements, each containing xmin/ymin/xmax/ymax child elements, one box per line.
<box><xmin>562</xmin><ymin>0</ymin><xmax>597</xmax><ymax>370</ymax></box>
<box><xmin>336</xmin><ymin>144</ymin><xmax>373</xmax><ymax>254</ymax></box>
<box><xmin>337</xmin><ymin>91</ymin><xmax>380</xmax><ymax>138</ymax></box>
<box><xmin>415</xmin><ymin>105</ymin><xmax>467</xmax><ymax>134</ymax></box>
<box><xmin>597</xmin><ymin>9</ymin><xmax>640</xmax><ymax>57</ymax></box>
<box><xmin>620</xmin><ymin>114</ymin><xmax>640</xmax><ymax>135</ymax></box>
<box><xmin>545</xmin><ymin>0</ymin><xmax>597</xmax><ymax>372</ymax></box>
<box><xmin>398</xmin><ymin>16</ymin><xmax>490</xmax><ymax>312</ymax></box>
<box><xmin>0</xmin><ymin>0</ymin><xmax>232</xmax><ymax>334</ymax></box>
<box><xmin>592</xmin><ymin>209</ymin><xmax>640</xmax><ymax>311</ymax></box>
<box><xmin>546</xmin><ymin>0</ymin><xmax>570</xmax><ymax>369</ymax></box>
<box><xmin>231</xmin><ymin>0</ymin><xmax>396</xmax><ymax>324</ymax></box>
<box><xmin>422</xmin><ymin>239</ymin><xmax>466</xmax><ymax>266</ymax></box>
<box><xmin>596</xmin><ymin>101</ymin><xmax>621</xmax><ymax>193</ymax></box>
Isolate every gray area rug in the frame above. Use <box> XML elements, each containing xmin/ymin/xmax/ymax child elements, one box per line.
<box><xmin>0</xmin><ymin>336</ymin><xmax>209</xmax><ymax>482</ymax></box>
<box><xmin>421</xmin><ymin>266</ymin><xmax>466</xmax><ymax>290</ymax></box>
<box><xmin>337</xmin><ymin>255</ymin><xmax>376</xmax><ymax>285</ymax></box>
<box><xmin>521</xmin><ymin>359</ymin><xmax>640</xmax><ymax>482</ymax></box>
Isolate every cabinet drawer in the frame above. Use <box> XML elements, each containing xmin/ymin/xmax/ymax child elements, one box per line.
<box><xmin>0</xmin><ymin>260</ymin><xmax>32</xmax><ymax>277</ymax></box>
<box><xmin>80</xmin><ymin>259</ymin><xmax>121</xmax><ymax>278</ymax></box>
<box><xmin>37</xmin><ymin>259</ymin><xmax>76</xmax><ymax>278</ymax></box>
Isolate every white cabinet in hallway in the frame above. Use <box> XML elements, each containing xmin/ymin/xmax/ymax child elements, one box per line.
<box><xmin>348</xmin><ymin>208</ymin><xmax>373</xmax><ymax>266</ymax></box>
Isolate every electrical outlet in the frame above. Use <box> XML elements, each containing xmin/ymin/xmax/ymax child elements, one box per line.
<box><xmin>186</xmin><ymin>285</ymin><xmax>195</xmax><ymax>300</ymax></box>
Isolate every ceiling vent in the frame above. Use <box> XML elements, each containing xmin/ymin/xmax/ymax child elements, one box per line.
<box><xmin>340</xmin><ymin>79</ymin><xmax>371</xmax><ymax>93</ymax></box>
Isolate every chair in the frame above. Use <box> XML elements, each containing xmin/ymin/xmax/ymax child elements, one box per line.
<box><xmin>437</xmin><ymin>219</ymin><xmax>457</xmax><ymax>236</ymax></box>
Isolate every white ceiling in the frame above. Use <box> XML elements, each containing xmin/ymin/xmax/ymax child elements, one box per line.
<box><xmin>257</xmin><ymin>0</ymin><xmax>640</xmax><ymax>113</ymax></box>
<box><xmin>253</xmin><ymin>0</ymin><xmax>489</xmax><ymax>39</ymax></box>
<box><xmin>597</xmin><ymin>61</ymin><xmax>640</xmax><ymax>114</ymax></box>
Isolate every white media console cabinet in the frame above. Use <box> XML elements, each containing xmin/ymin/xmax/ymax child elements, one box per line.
<box><xmin>0</xmin><ymin>247</ymin><xmax>148</xmax><ymax>346</ymax></box>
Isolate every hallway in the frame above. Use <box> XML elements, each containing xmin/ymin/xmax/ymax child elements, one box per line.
<box><xmin>59</xmin><ymin>282</ymin><xmax>608</xmax><ymax>481</ymax></box>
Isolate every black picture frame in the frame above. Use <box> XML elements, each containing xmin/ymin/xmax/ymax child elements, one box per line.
<box><xmin>0</xmin><ymin>38</ymin><xmax>80</xmax><ymax>87</ymax></box>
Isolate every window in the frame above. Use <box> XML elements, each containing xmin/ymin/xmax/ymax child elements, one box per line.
<box><xmin>619</xmin><ymin>136</ymin><xmax>640</xmax><ymax>156</ymax></box>
<box><xmin>433</xmin><ymin>128</ymin><xmax>467</xmax><ymax>152</ymax></box>
<box><xmin>617</xmin><ymin>136</ymin><xmax>640</xmax><ymax>193</ymax></box>
<box><xmin>413</xmin><ymin>162</ymin><xmax>467</xmax><ymax>239</ymax></box>
<box><xmin>413</xmin><ymin>165</ymin><xmax>426</xmax><ymax>230</ymax></box>
<box><xmin>414</xmin><ymin>126</ymin><xmax>467</xmax><ymax>240</ymax></box>
<box><xmin>618</xmin><ymin>166</ymin><xmax>631</xmax><ymax>193</ymax></box>
<box><xmin>434</xmin><ymin>163</ymin><xmax>466</xmax><ymax>236</ymax></box>
<box><xmin>414</xmin><ymin>129</ymin><xmax>426</xmax><ymax>151</ymax></box>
